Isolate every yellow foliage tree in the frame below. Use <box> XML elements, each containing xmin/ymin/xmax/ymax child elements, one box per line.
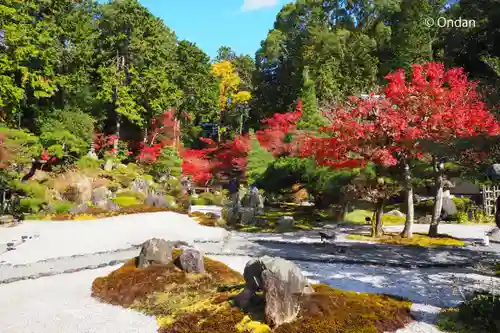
<box><xmin>211</xmin><ymin>61</ymin><xmax>251</xmax><ymax>110</ymax></box>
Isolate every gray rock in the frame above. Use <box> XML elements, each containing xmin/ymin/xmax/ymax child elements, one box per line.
<box><xmin>145</xmin><ymin>194</ymin><xmax>174</xmax><ymax>209</ymax></box>
<box><xmin>385</xmin><ymin>210</ymin><xmax>406</xmax><ymax>218</ymax></box>
<box><xmin>276</xmin><ymin>216</ymin><xmax>295</xmax><ymax>228</ymax></box>
<box><xmin>105</xmin><ymin>201</ymin><xmax>120</xmax><ymax>211</ymax></box>
<box><xmin>177</xmin><ymin>248</ymin><xmax>205</xmax><ymax>273</ymax></box>
<box><xmin>131</xmin><ymin>178</ymin><xmax>149</xmax><ymax>196</ymax></box>
<box><xmin>243</xmin><ymin>256</ymin><xmax>313</xmax><ymax>327</ymax></box>
<box><xmin>91</xmin><ymin>187</ymin><xmax>112</xmax><ymax>208</ymax></box>
<box><xmin>263</xmin><ymin>269</ymin><xmax>297</xmax><ymax>327</ymax></box>
<box><xmin>488</xmin><ymin>227</ymin><xmax>500</xmax><ymax>242</ymax></box>
<box><xmin>417</xmin><ymin>215</ymin><xmax>432</xmax><ymax>224</ymax></box>
<box><xmin>69</xmin><ymin>203</ymin><xmax>88</xmax><ymax>214</ymax></box>
<box><xmin>137</xmin><ymin>238</ymin><xmax>174</xmax><ymax>268</ymax></box>
<box><xmin>240</xmin><ymin>207</ymin><xmax>256</xmax><ymax>224</ymax></box>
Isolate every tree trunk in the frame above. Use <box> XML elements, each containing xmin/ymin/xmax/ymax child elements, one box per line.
<box><xmin>338</xmin><ymin>200</ymin><xmax>349</xmax><ymax>221</ymax></box>
<box><xmin>372</xmin><ymin>199</ymin><xmax>385</xmax><ymax>237</ymax></box>
<box><xmin>429</xmin><ymin>156</ymin><xmax>444</xmax><ymax>237</ymax></box>
<box><xmin>401</xmin><ymin>160</ymin><xmax>415</xmax><ymax>238</ymax></box>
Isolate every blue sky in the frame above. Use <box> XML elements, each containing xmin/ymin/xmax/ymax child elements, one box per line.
<box><xmin>138</xmin><ymin>0</ymin><xmax>286</xmax><ymax>59</ymax></box>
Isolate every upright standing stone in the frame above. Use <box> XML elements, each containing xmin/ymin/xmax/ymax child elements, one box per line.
<box><xmin>177</xmin><ymin>248</ymin><xmax>205</xmax><ymax>273</ymax></box>
<box><xmin>137</xmin><ymin>238</ymin><xmax>174</xmax><ymax>268</ymax></box>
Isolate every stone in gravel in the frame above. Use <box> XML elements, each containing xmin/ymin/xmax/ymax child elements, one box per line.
<box><xmin>488</xmin><ymin>227</ymin><xmax>500</xmax><ymax>242</ymax></box>
<box><xmin>385</xmin><ymin>210</ymin><xmax>406</xmax><ymax>217</ymax></box>
<box><xmin>276</xmin><ymin>216</ymin><xmax>295</xmax><ymax>229</ymax></box>
<box><xmin>176</xmin><ymin>248</ymin><xmax>205</xmax><ymax>273</ymax></box>
<box><xmin>417</xmin><ymin>215</ymin><xmax>432</xmax><ymax>224</ymax></box>
<box><xmin>6</xmin><ymin>242</ymin><xmax>14</xmax><ymax>247</ymax></box>
<box><xmin>137</xmin><ymin>238</ymin><xmax>175</xmax><ymax>268</ymax></box>
<box><xmin>21</xmin><ymin>236</ymin><xmax>28</xmax><ymax>240</ymax></box>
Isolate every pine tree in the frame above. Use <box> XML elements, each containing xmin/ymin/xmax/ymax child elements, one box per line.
<box><xmin>297</xmin><ymin>67</ymin><xmax>324</xmax><ymax>131</ymax></box>
<box><xmin>246</xmin><ymin>130</ymin><xmax>275</xmax><ymax>184</ymax></box>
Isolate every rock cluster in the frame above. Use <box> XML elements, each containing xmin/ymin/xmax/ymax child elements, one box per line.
<box><xmin>137</xmin><ymin>238</ymin><xmax>204</xmax><ymax>273</ymax></box>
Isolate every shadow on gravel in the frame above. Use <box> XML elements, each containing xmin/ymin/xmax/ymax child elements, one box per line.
<box><xmin>248</xmin><ymin>240</ymin><xmax>500</xmax><ymax>268</ymax></box>
<box><xmin>295</xmin><ymin>261</ymin><xmax>498</xmax><ymax>308</ymax></box>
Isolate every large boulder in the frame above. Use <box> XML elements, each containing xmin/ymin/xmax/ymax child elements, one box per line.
<box><xmin>55</xmin><ymin>172</ymin><xmax>92</xmax><ymax>204</ymax></box>
<box><xmin>176</xmin><ymin>248</ymin><xmax>205</xmax><ymax>273</ymax></box>
<box><xmin>242</xmin><ymin>256</ymin><xmax>314</xmax><ymax>327</ymax></box>
<box><xmin>137</xmin><ymin>238</ymin><xmax>174</xmax><ymax>268</ymax></box>
<box><xmin>91</xmin><ymin>187</ymin><xmax>112</xmax><ymax>208</ymax></box>
<box><xmin>137</xmin><ymin>238</ymin><xmax>191</xmax><ymax>268</ymax></box>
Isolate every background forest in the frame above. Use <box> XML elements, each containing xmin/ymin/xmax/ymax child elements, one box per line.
<box><xmin>0</xmin><ymin>0</ymin><xmax>500</xmax><ymax>237</ymax></box>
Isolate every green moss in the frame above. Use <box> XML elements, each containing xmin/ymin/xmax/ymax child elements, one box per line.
<box><xmin>112</xmin><ymin>196</ymin><xmax>140</xmax><ymax>207</ymax></box>
<box><xmin>93</xmin><ymin>255</ymin><xmax>411</xmax><ymax>333</ymax></box>
<box><xmin>116</xmin><ymin>191</ymin><xmax>146</xmax><ymax>202</ymax></box>
<box><xmin>347</xmin><ymin>232</ymin><xmax>465</xmax><ymax>247</ymax></box>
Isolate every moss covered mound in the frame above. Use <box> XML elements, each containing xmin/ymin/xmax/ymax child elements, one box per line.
<box><xmin>347</xmin><ymin>232</ymin><xmax>465</xmax><ymax>247</ymax></box>
<box><xmin>91</xmin><ymin>250</ymin><xmax>243</xmax><ymax>308</ymax></box>
<box><xmin>92</xmin><ymin>254</ymin><xmax>412</xmax><ymax>333</ymax></box>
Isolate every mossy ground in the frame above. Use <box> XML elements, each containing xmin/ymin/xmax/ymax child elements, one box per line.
<box><xmin>346</xmin><ymin>232</ymin><xmax>465</xmax><ymax>247</ymax></box>
<box><xmin>92</xmin><ymin>252</ymin><xmax>412</xmax><ymax>333</ymax></box>
<box><xmin>344</xmin><ymin>209</ymin><xmax>406</xmax><ymax>225</ymax></box>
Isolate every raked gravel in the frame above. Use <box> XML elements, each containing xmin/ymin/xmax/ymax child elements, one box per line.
<box><xmin>1</xmin><ymin>210</ymin><xmax>499</xmax><ymax>333</ymax></box>
<box><xmin>0</xmin><ymin>265</ymin><xmax>158</xmax><ymax>333</ymax></box>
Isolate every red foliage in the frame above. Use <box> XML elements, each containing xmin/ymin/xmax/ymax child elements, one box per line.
<box><xmin>181</xmin><ymin>135</ymin><xmax>250</xmax><ymax>186</ymax></box>
<box><xmin>256</xmin><ymin>100</ymin><xmax>303</xmax><ymax>157</ymax></box>
<box><xmin>301</xmin><ymin>63</ymin><xmax>500</xmax><ymax>169</ymax></box>
<box><xmin>93</xmin><ymin>133</ymin><xmax>119</xmax><ymax>156</ymax></box>
<box><xmin>137</xmin><ymin>110</ymin><xmax>180</xmax><ymax>164</ymax></box>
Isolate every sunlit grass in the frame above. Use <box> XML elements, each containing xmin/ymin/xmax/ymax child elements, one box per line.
<box><xmin>345</xmin><ymin>209</ymin><xmax>406</xmax><ymax>225</ymax></box>
<box><xmin>346</xmin><ymin>232</ymin><xmax>465</xmax><ymax>247</ymax></box>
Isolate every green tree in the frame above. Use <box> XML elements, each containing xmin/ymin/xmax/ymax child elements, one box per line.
<box><xmin>176</xmin><ymin>40</ymin><xmax>219</xmax><ymax>146</ymax></box>
<box><xmin>96</xmin><ymin>0</ymin><xmax>181</xmax><ymax>144</ymax></box>
<box><xmin>246</xmin><ymin>130</ymin><xmax>275</xmax><ymax>184</ymax></box>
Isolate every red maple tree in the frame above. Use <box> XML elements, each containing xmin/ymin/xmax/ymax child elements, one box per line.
<box><xmin>255</xmin><ymin>100</ymin><xmax>303</xmax><ymax>157</ymax></box>
<box><xmin>181</xmin><ymin>135</ymin><xmax>251</xmax><ymax>186</ymax></box>
<box><xmin>299</xmin><ymin>63</ymin><xmax>500</xmax><ymax>237</ymax></box>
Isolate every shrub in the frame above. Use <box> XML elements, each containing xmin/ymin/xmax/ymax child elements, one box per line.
<box><xmin>148</xmin><ymin>146</ymin><xmax>182</xmax><ymax>179</ymax></box>
<box><xmin>77</xmin><ymin>156</ymin><xmax>102</xmax><ymax>170</ymax></box>
<box><xmin>116</xmin><ymin>191</ymin><xmax>146</xmax><ymax>202</ymax></box>
<box><xmin>199</xmin><ymin>192</ymin><xmax>217</xmax><ymax>205</ymax></box>
<box><xmin>109</xmin><ymin>164</ymin><xmax>142</xmax><ymax>187</ymax></box>
<box><xmin>10</xmin><ymin>180</ymin><xmax>48</xmax><ymax>200</ymax></box>
<box><xmin>472</xmin><ymin>210</ymin><xmax>494</xmax><ymax>224</ymax></box>
<box><xmin>452</xmin><ymin>197</ymin><xmax>474</xmax><ymax>213</ymax></box>
<box><xmin>191</xmin><ymin>197</ymin><xmax>208</xmax><ymax>205</ymax></box>
<box><xmin>113</xmin><ymin>196</ymin><xmax>140</xmax><ymax>207</ymax></box>
<box><xmin>166</xmin><ymin>178</ymin><xmax>183</xmax><ymax>197</ymax></box>
<box><xmin>456</xmin><ymin>211</ymin><xmax>469</xmax><ymax>224</ymax></box>
<box><xmin>19</xmin><ymin>198</ymin><xmax>45</xmax><ymax>213</ymax></box>
<box><xmin>415</xmin><ymin>200</ymin><xmax>434</xmax><ymax>213</ymax></box>
<box><xmin>54</xmin><ymin>202</ymin><xmax>73</xmax><ymax>214</ymax></box>
<box><xmin>438</xmin><ymin>292</ymin><xmax>500</xmax><ymax>333</ymax></box>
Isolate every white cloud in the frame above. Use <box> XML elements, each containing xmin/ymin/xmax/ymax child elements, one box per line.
<box><xmin>241</xmin><ymin>0</ymin><xmax>279</xmax><ymax>11</ymax></box>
